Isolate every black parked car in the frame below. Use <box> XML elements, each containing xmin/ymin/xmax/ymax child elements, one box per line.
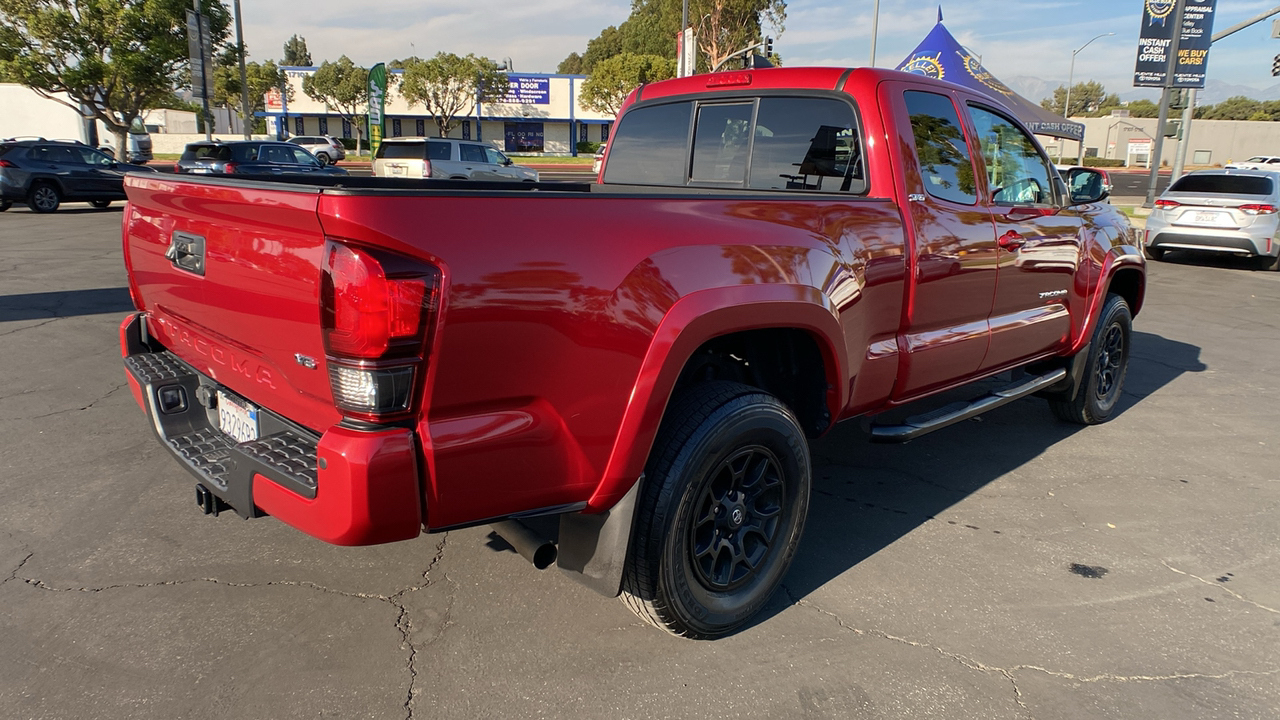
<box><xmin>174</xmin><ymin>141</ymin><xmax>349</xmax><ymax>177</ymax></box>
<box><xmin>0</xmin><ymin>139</ymin><xmax>157</xmax><ymax>213</ymax></box>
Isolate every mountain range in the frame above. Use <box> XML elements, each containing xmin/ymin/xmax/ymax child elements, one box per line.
<box><xmin>1004</xmin><ymin>76</ymin><xmax>1280</xmax><ymax>106</ymax></box>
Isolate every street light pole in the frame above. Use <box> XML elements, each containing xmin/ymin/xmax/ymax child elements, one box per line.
<box><xmin>1063</xmin><ymin>32</ymin><xmax>1114</xmax><ymax>163</ymax></box>
<box><xmin>869</xmin><ymin>0</ymin><xmax>880</xmax><ymax>66</ymax></box>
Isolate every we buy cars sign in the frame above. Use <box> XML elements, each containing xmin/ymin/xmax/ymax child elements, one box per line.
<box><xmin>1134</xmin><ymin>0</ymin><xmax>1217</xmax><ymax>88</ymax></box>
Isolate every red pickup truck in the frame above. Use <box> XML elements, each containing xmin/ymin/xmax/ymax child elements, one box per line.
<box><xmin>119</xmin><ymin>67</ymin><xmax>1143</xmax><ymax>639</ymax></box>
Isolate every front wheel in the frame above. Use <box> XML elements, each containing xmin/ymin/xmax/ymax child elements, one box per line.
<box><xmin>27</xmin><ymin>182</ymin><xmax>60</xmax><ymax>213</ymax></box>
<box><xmin>621</xmin><ymin>381</ymin><xmax>811</xmax><ymax>639</ymax></box>
<box><xmin>1049</xmin><ymin>293</ymin><xmax>1132</xmax><ymax>425</ymax></box>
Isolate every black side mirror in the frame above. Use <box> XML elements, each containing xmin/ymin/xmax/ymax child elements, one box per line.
<box><xmin>1065</xmin><ymin>168</ymin><xmax>1109</xmax><ymax>204</ymax></box>
<box><xmin>503</xmin><ymin>158</ymin><xmax>513</xmax><ymax>166</ymax></box>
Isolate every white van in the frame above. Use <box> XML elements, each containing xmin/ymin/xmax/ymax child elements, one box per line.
<box><xmin>373</xmin><ymin>137</ymin><xmax>537</xmax><ymax>182</ymax></box>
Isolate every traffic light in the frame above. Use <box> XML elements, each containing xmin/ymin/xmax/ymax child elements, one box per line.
<box><xmin>1168</xmin><ymin>89</ymin><xmax>1188</xmax><ymax>110</ymax></box>
<box><xmin>1273</xmin><ymin>53</ymin><xmax>1280</xmax><ymax>77</ymax></box>
<box><xmin>764</xmin><ymin>37</ymin><xmax>774</xmax><ymax>57</ymax></box>
<box><xmin>1163</xmin><ymin>119</ymin><xmax>1182</xmax><ymax>140</ymax></box>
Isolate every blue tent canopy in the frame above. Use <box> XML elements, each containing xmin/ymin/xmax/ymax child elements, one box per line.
<box><xmin>895</xmin><ymin>16</ymin><xmax>1085</xmax><ymax>141</ymax></box>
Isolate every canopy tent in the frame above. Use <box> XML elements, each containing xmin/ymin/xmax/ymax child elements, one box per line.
<box><xmin>895</xmin><ymin>11</ymin><xmax>1084</xmax><ymax>141</ymax></box>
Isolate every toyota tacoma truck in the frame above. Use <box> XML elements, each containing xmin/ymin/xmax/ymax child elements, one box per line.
<box><xmin>119</xmin><ymin>67</ymin><xmax>1144</xmax><ymax>639</ymax></box>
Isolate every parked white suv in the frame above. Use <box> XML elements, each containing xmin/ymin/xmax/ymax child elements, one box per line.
<box><xmin>373</xmin><ymin>137</ymin><xmax>538</xmax><ymax>182</ymax></box>
<box><xmin>1225</xmin><ymin>156</ymin><xmax>1280</xmax><ymax>171</ymax></box>
<box><xmin>287</xmin><ymin>135</ymin><xmax>346</xmax><ymax>165</ymax></box>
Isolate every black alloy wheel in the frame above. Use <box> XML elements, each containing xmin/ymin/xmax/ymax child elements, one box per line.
<box><xmin>28</xmin><ymin>183</ymin><xmax>60</xmax><ymax>213</ymax></box>
<box><xmin>1049</xmin><ymin>293</ymin><xmax>1132</xmax><ymax>425</ymax></box>
<box><xmin>622</xmin><ymin>381</ymin><xmax>811</xmax><ymax>639</ymax></box>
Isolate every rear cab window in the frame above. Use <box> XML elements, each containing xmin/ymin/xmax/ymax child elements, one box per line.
<box><xmin>181</xmin><ymin>145</ymin><xmax>232</xmax><ymax>162</ymax></box>
<box><xmin>605</xmin><ymin>94</ymin><xmax>865</xmax><ymax>193</ymax></box>
<box><xmin>903</xmin><ymin>90</ymin><xmax>978</xmax><ymax>205</ymax></box>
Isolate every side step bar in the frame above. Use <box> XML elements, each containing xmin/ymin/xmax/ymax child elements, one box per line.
<box><xmin>870</xmin><ymin>367</ymin><xmax>1068</xmax><ymax>443</ymax></box>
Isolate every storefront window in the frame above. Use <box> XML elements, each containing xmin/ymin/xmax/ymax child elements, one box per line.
<box><xmin>504</xmin><ymin>122</ymin><xmax>544</xmax><ymax>152</ymax></box>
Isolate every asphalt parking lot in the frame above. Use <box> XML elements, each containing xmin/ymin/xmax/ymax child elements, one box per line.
<box><xmin>1</xmin><ymin>203</ymin><xmax>1276</xmax><ymax>719</ymax></box>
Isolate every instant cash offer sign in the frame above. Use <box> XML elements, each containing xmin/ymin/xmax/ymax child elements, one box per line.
<box><xmin>368</xmin><ymin>63</ymin><xmax>388</xmax><ymax>158</ymax></box>
<box><xmin>1134</xmin><ymin>0</ymin><xmax>1217</xmax><ymax>87</ymax></box>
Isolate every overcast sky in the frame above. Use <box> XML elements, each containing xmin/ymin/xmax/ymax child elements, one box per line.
<box><xmin>240</xmin><ymin>0</ymin><xmax>1280</xmax><ymax>97</ymax></box>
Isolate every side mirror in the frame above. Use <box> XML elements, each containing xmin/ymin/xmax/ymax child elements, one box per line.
<box><xmin>1065</xmin><ymin>168</ymin><xmax>1109</xmax><ymax>205</ymax></box>
<box><xmin>503</xmin><ymin>158</ymin><xmax>513</xmax><ymax>166</ymax></box>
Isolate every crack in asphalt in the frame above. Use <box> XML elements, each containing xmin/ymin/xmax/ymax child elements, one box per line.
<box><xmin>0</xmin><ymin>317</ymin><xmax>63</xmax><ymax>336</ymax></box>
<box><xmin>14</xmin><ymin>533</ymin><xmax>451</xmax><ymax>720</ymax></box>
<box><xmin>1162</xmin><ymin>561</ymin><xmax>1279</xmax><ymax>615</ymax></box>
<box><xmin>15</xmin><ymin>383</ymin><xmax>129</xmax><ymax>421</ymax></box>
<box><xmin>780</xmin><ymin>584</ymin><xmax>1279</xmax><ymax>713</ymax></box>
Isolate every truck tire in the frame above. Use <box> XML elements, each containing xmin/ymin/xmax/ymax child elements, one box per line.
<box><xmin>0</xmin><ymin>200</ymin><xmax>11</xmax><ymax>212</ymax></box>
<box><xmin>621</xmin><ymin>381</ymin><xmax>811</xmax><ymax>639</ymax></box>
<box><xmin>28</xmin><ymin>182</ymin><xmax>60</xmax><ymax>214</ymax></box>
<box><xmin>1049</xmin><ymin>293</ymin><xmax>1131</xmax><ymax>425</ymax></box>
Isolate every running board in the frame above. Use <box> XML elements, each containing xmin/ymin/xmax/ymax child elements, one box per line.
<box><xmin>870</xmin><ymin>368</ymin><xmax>1068</xmax><ymax>443</ymax></box>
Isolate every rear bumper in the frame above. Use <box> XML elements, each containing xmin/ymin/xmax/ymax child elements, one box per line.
<box><xmin>1147</xmin><ymin>228</ymin><xmax>1275</xmax><ymax>257</ymax></box>
<box><xmin>120</xmin><ymin>313</ymin><xmax>423</xmax><ymax>545</ymax></box>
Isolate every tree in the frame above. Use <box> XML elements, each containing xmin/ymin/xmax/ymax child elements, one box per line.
<box><xmin>1040</xmin><ymin>80</ymin><xmax>1106</xmax><ymax>117</ymax></box>
<box><xmin>580</xmin><ymin>53</ymin><xmax>674</xmax><ymax>116</ymax></box>
<box><xmin>557</xmin><ymin>52</ymin><xmax>585</xmax><ymax>74</ymax></box>
<box><xmin>282</xmin><ymin>34</ymin><xmax>311</xmax><ymax>66</ymax></box>
<box><xmin>215</xmin><ymin>57</ymin><xmax>290</xmax><ymax>133</ymax></box>
<box><xmin>398</xmin><ymin>52</ymin><xmax>508</xmax><ymax>138</ymax></box>
<box><xmin>559</xmin><ymin>0</ymin><xmax>786</xmax><ymax>75</ymax></box>
<box><xmin>1197</xmin><ymin>95</ymin><xmax>1263</xmax><ymax>121</ymax></box>
<box><xmin>1125</xmin><ymin>99</ymin><xmax>1159</xmax><ymax>118</ymax></box>
<box><xmin>0</xmin><ymin>0</ymin><xmax>231</xmax><ymax>151</ymax></box>
<box><xmin>302</xmin><ymin>55</ymin><xmax>367</xmax><ymax>151</ymax></box>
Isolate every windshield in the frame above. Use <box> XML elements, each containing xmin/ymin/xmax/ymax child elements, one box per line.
<box><xmin>129</xmin><ymin>117</ymin><xmax>147</xmax><ymax>134</ymax></box>
<box><xmin>1169</xmin><ymin>174</ymin><xmax>1274</xmax><ymax>196</ymax></box>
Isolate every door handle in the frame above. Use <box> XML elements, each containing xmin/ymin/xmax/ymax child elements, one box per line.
<box><xmin>998</xmin><ymin>230</ymin><xmax>1026</xmax><ymax>251</ymax></box>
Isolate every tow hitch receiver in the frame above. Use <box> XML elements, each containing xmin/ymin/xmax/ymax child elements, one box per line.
<box><xmin>195</xmin><ymin>483</ymin><xmax>230</xmax><ymax>516</ymax></box>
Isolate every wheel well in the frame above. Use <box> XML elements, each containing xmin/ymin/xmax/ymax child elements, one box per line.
<box><xmin>1107</xmin><ymin>267</ymin><xmax>1144</xmax><ymax>316</ymax></box>
<box><xmin>672</xmin><ymin>328</ymin><xmax>832</xmax><ymax>437</ymax></box>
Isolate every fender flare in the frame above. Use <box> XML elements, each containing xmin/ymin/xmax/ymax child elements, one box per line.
<box><xmin>557</xmin><ymin>284</ymin><xmax>846</xmax><ymax>597</ymax></box>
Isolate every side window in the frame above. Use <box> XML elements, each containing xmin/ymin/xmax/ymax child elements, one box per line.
<box><xmin>967</xmin><ymin>105</ymin><xmax>1054</xmax><ymax>206</ymax></box>
<box><xmin>426</xmin><ymin>142</ymin><xmax>451</xmax><ymax>161</ymax></box>
<box><xmin>459</xmin><ymin>144</ymin><xmax>487</xmax><ymax>163</ymax></box>
<box><xmin>749</xmin><ymin>97</ymin><xmax>864</xmax><ymax>192</ymax></box>
<box><xmin>690</xmin><ymin>102</ymin><xmax>752</xmax><ymax>185</ymax></box>
<box><xmin>903</xmin><ymin>91</ymin><xmax>977</xmax><ymax>205</ymax></box>
<box><xmin>47</xmin><ymin>146</ymin><xmax>81</xmax><ymax>164</ymax></box>
<box><xmin>603</xmin><ymin>101</ymin><xmax>692</xmax><ymax>186</ymax></box>
<box><xmin>290</xmin><ymin>147</ymin><xmax>317</xmax><ymax>165</ymax></box>
<box><xmin>483</xmin><ymin>147</ymin><xmax>507</xmax><ymax>165</ymax></box>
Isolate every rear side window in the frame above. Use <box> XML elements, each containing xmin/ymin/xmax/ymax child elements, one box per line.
<box><xmin>1169</xmin><ymin>175</ymin><xmax>1274</xmax><ymax>196</ymax></box>
<box><xmin>603</xmin><ymin>101</ymin><xmax>692</xmax><ymax>186</ymax></box>
<box><xmin>181</xmin><ymin>145</ymin><xmax>232</xmax><ymax>162</ymax></box>
<box><xmin>749</xmin><ymin>97</ymin><xmax>864</xmax><ymax>192</ymax></box>
<box><xmin>903</xmin><ymin>91</ymin><xmax>977</xmax><ymax>205</ymax></box>
<box><xmin>376</xmin><ymin>142</ymin><xmax>426</xmax><ymax>159</ymax></box>
<box><xmin>426</xmin><ymin>141</ymin><xmax>451</xmax><ymax>160</ymax></box>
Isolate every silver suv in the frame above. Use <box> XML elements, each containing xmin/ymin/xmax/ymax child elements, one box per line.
<box><xmin>287</xmin><ymin>135</ymin><xmax>346</xmax><ymax>165</ymax></box>
<box><xmin>373</xmin><ymin>137</ymin><xmax>537</xmax><ymax>182</ymax></box>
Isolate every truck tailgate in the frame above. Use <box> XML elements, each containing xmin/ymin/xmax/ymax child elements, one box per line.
<box><xmin>123</xmin><ymin>174</ymin><xmax>339</xmax><ymax>431</ymax></box>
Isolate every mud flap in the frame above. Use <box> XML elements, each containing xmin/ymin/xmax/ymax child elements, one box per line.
<box><xmin>556</xmin><ymin>477</ymin><xmax>642</xmax><ymax>598</ymax></box>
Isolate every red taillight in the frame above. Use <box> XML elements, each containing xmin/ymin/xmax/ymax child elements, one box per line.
<box><xmin>321</xmin><ymin>240</ymin><xmax>441</xmax><ymax>422</ymax></box>
<box><xmin>0</xmin><ymin>159</ymin><xmax>14</xmax><ymax>168</ymax></box>
<box><xmin>422</xmin><ymin>159</ymin><xmax>432</xmax><ymax>178</ymax></box>
<box><xmin>1240</xmin><ymin>203</ymin><xmax>1277</xmax><ymax>215</ymax></box>
<box><xmin>172</xmin><ymin>163</ymin><xmax>181</xmax><ymax>173</ymax></box>
<box><xmin>1154</xmin><ymin>199</ymin><xmax>1180</xmax><ymax>210</ymax></box>
<box><xmin>223</xmin><ymin>162</ymin><xmax>237</xmax><ymax>174</ymax></box>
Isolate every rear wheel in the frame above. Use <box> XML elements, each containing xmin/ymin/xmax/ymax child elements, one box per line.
<box><xmin>621</xmin><ymin>381</ymin><xmax>811</xmax><ymax>639</ymax></box>
<box><xmin>1257</xmin><ymin>253</ymin><xmax>1280</xmax><ymax>272</ymax></box>
<box><xmin>90</xmin><ymin>199</ymin><xmax>112</xmax><ymax>209</ymax></box>
<box><xmin>1143</xmin><ymin>246</ymin><xmax>1165</xmax><ymax>261</ymax></box>
<box><xmin>27</xmin><ymin>182</ymin><xmax>60</xmax><ymax>213</ymax></box>
<box><xmin>315</xmin><ymin>152</ymin><xmax>330</xmax><ymax>166</ymax></box>
<box><xmin>0</xmin><ymin>200</ymin><xmax>11</xmax><ymax>212</ymax></box>
<box><xmin>1049</xmin><ymin>293</ymin><xmax>1132</xmax><ymax>425</ymax></box>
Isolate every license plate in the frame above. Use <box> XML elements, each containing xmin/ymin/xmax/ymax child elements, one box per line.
<box><xmin>189</xmin><ymin>167</ymin><xmax>211</xmax><ymax>174</ymax></box>
<box><xmin>390</xmin><ymin>166</ymin><xmax>405</xmax><ymax>176</ymax></box>
<box><xmin>1193</xmin><ymin>211</ymin><xmax>1222</xmax><ymax>224</ymax></box>
<box><xmin>217</xmin><ymin>390</ymin><xmax>259</xmax><ymax>444</ymax></box>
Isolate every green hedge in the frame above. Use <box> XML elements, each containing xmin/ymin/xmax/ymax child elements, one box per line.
<box><xmin>1081</xmin><ymin>157</ymin><xmax>1125</xmax><ymax>168</ymax></box>
<box><xmin>576</xmin><ymin>140</ymin><xmax>601</xmax><ymax>154</ymax></box>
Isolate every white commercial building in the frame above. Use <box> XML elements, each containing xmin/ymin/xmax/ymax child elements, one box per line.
<box><xmin>265</xmin><ymin>67</ymin><xmax>614</xmax><ymax>156</ymax></box>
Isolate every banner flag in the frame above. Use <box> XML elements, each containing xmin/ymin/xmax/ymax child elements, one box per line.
<box><xmin>368</xmin><ymin>63</ymin><xmax>387</xmax><ymax>158</ymax></box>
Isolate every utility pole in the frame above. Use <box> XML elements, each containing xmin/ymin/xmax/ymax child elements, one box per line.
<box><xmin>1144</xmin><ymin>0</ymin><xmax>1187</xmax><ymax>208</ymax></box>
<box><xmin>191</xmin><ymin>0</ymin><xmax>212</xmax><ymax>141</ymax></box>
<box><xmin>869</xmin><ymin>0</ymin><xmax>880</xmax><ymax>66</ymax></box>
<box><xmin>234</xmin><ymin>0</ymin><xmax>251</xmax><ymax>139</ymax></box>
<box><xmin>1171</xmin><ymin>5</ymin><xmax>1280</xmax><ymax>180</ymax></box>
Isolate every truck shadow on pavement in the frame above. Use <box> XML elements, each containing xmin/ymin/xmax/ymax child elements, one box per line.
<box><xmin>0</xmin><ymin>287</ymin><xmax>134</xmax><ymax>323</ymax></box>
<box><xmin>746</xmin><ymin>330</ymin><xmax>1207</xmax><ymax>633</ymax></box>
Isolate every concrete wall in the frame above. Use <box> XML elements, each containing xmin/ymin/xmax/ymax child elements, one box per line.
<box><xmin>149</xmin><ymin>133</ymin><xmax>274</xmax><ymax>155</ymax></box>
<box><xmin>1044</xmin><ymin>116</ymin><xmax>1280</xmax><ymax>167</ymax></box>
